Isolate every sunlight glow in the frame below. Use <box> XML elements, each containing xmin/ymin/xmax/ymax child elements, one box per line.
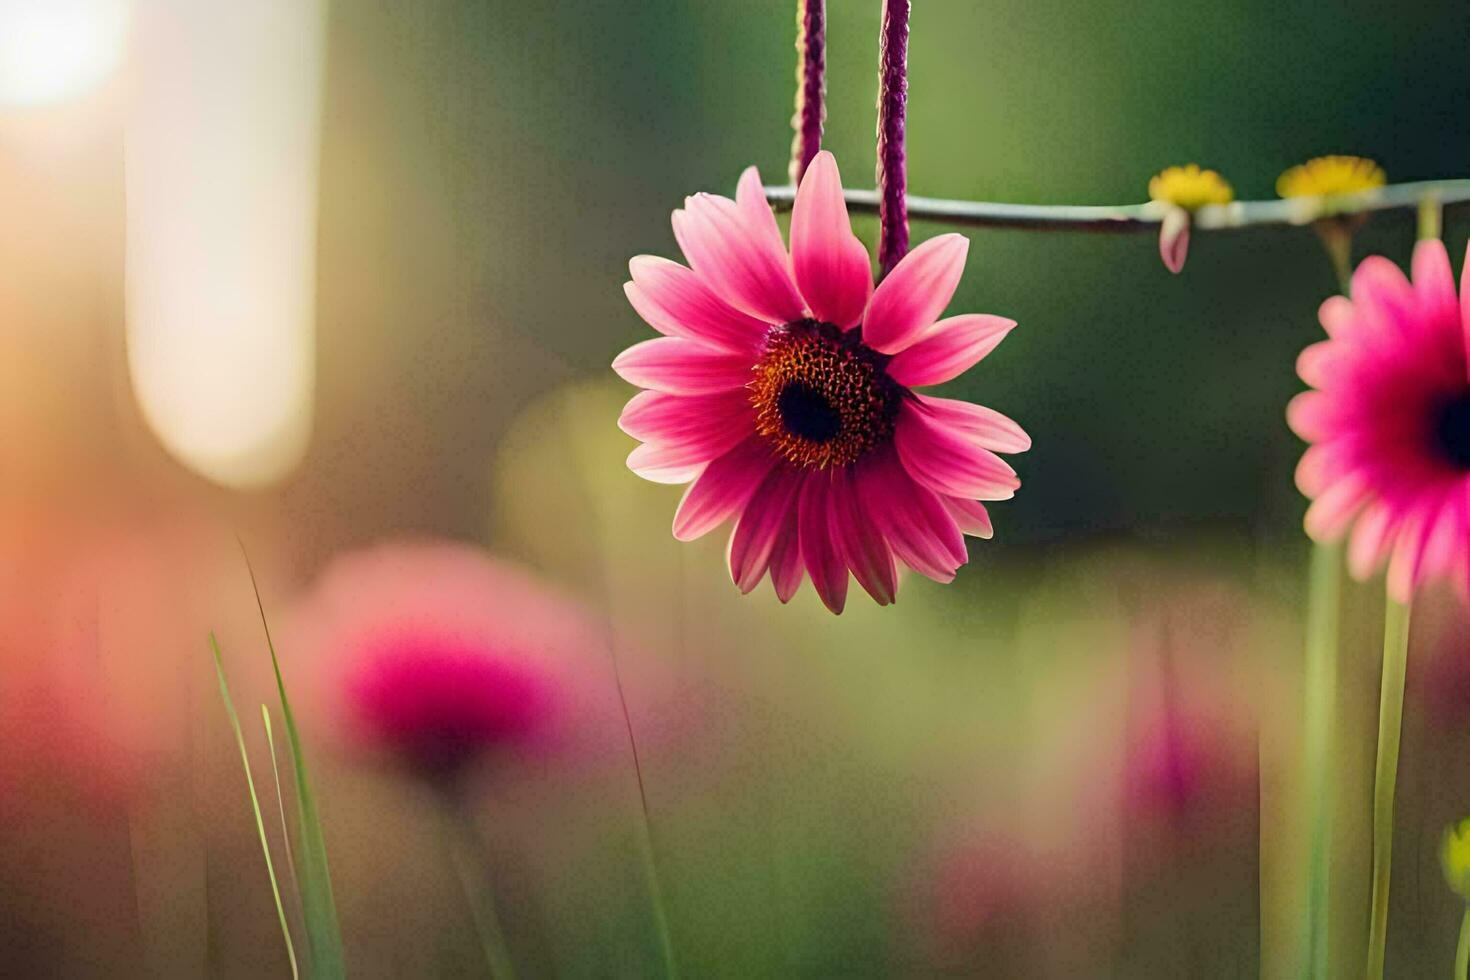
<box><xmin>0</xmin><ymin>0</ymin><xmax>128</xmax><ymax>108</ymax></box>
<box><xmin>125</xmin><ymin>0</ymin><xmax>325</xmax><ymax>489</ymax></box>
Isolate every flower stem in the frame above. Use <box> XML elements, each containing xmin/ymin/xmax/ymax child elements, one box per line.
<box><xmin>1301</xmin><ymin>541</ymin><xmax>1343</xmax><ymax>979</ymax></box>
<box><xmin>789</xmin><ymin>0</ymin><xmax>825</xmax><ymax>186</ymax></box>
<box><xmin>876</xmin><ymin>0</ymin><xmax>910</xmax><ymax>278</ymax></box>
<box><xmin>1456</xmin><ymin>905</ymin><xmax>1470</xmax><ymax>980</ymax></box>
<box><xmin>1420</xmin><ymin>193</ymin><xmax>1444</xmax><ymax>242</ymax></box>
<box><xmin>441</xmin><ymin>798</ymin><xmax>518</xmax><ymax>980</ymax></box>
<box><xmin>1315</xmin><ymin>223</ymin><xmax>1354</xmax><ymax>296</ymax></box>
<box><xmin>610</xmin><ymin>647</ymin><xmax>679</xmax><ymax>978</ymax></box>
<box><xmin>1366</xmin><ymin>595</ymin><xmax>1412</xmax><ymax>980</ymax></box>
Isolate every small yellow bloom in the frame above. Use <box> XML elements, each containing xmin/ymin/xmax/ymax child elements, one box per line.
<box><xmin>1277</xmin><ymin>155</ymin><xmax>1386</xmax><ymax>198</ymax></box>
<box><xmin>1443</xmin><ymin>818</ymin><xmax>1470</xmax><ymax>899</ymax></box>
<box><xmin>1148</xmin><ymin>164</ymin><xmax>1234</xmax><ymax>211</ymax></box>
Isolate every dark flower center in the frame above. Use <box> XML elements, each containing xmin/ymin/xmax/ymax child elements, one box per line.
<box><xmin>749</xmin><ymin>319</ymin><xmax>901</xmax><ymax>469</ymax></box>
<box><xmin>1433</xmin><ymin>391</ymin><xmax>1470</xmax><ymax>469</ymax></box>
<box><xmin>776</xmin><ymin>382</ymin><xmax>843</xmax><ymax>444</ymax></box>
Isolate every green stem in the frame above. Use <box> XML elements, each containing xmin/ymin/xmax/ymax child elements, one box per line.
<box><xmin>442</xmin><ymin>799</ymin><xmax>518</xmax><ymax>980</ymax></box>
<box><xmin>1420</xmin><ymin>194</ymin><xmax>1444</xmax><ymax>242</ymax></box>
<box><xmin>1366</xmin><ymin>595</ymin><xmax>1412</xmax><ymax>980</ymax></box>
<box><xmin>1302</xmin><ymin>541</ymin><xmax>1343</xmax><ymax>979</ymax></box>
<box><xmin>611</xmin><ymin>651</ymin><xmax>679</xmax><ymax>978</ymax></box>
<box><xmin>1456</xmin><ymin>904</ymin><xmax>1470</xmax><ymax>980</ymax></box>
<box><xmin>1316</xmin><ymin>223</ymin><xmax>1354</xmax><ymax>296</ymax></box>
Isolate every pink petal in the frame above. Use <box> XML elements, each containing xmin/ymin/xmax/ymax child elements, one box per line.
<box><xmin>1295</xmin><ymin>341</ymin><xmax>1338</xmax><ymax>389</ymax></box>
<box><xmin>858</xmin><ymin>449</ymin><xmax>966</xmax><ymax>582</ymax></box>
<box><xmin>672</xmin><ymin>439</ymin><xmax>775</xmax><ymax>541</ymax></box>
<box><xmin>1303</xmin><ymin>471</ymin><xmax>1369</xmax><ymax>543</ymax></box>
<box><xmin>1411</xmin><ymin>238</ymin><xmax>1458</xmax><ymax>331</ymax></box>
<box><xmin>612</xmin><ymin>337</ymin><xmax>753</xmax><ymax>394</ymax></box>
<box><xmin>886</xmin><ymin>315</ymin><xmax>1016</xmax><ymax>387</ymax></box>
<box><xmin>626</xmin><ymin>256</ymin><xmax>769</xmax><ymax>352</ymax></box>
<box><xmin>861</xmin><ymin>234</ymin><xmax>970</xmax><ymax>354</ymax></box>
<box><xmin>830</xmin><ymin>466</ymin><xmax>897</xmax><ymax>605</ymax></box>
<box><xmin>1419</xmin><ymin>493</ymin><xmax>1464</xmax><ymax>584</ymax></box>
<box><xmin>1295</xmin><ymin>441</ymin><xmax>1358</xmax><ymax>499</ymax></box>
<box><xmin>1386</xmin><ymin>497</ymin><xmax>1438</xmax><ymax>603</ymax></box>
<box><xmin>798</xmin><ymin>471</ymin><xmax>849</xmax><ymax>614</ymax></box>
<box><xmin>1158</xmin><ymin>207</ymin><xmax>1189</xmax><ymax>274</ymax></box>
<box><xmin>1285</xmin><ymin>391</ymin><xmax>1334</xmax><ymax>442</ymax></box>
<box><xmin>914</xmin><ymin>396</ymin><xmax>1031</xmax><ymax>453</ymax></box>
<box><xmin>1318</xmin><ymin>295</ymin><xmax>1354</xmax><ymax>338</ymax></box>
<box><xmin>1347</xmin><ymin>500</ymin><xmax>1397</xmax><ymax>581</ymax></box>
<box><xmin>673</xmin><ymin>192</ymin><xmax>805</xmax><ymax>326</ymax></box>
<box><xmin>628</xmin><ymin>435</ymin><xmax>753</xmax><ymax>484</ymax></box>
<box><xmin>789</xmin><ymin>151</ymin><xmax>872</xmax><ymax>329</ymax></box>
<box><xmin>894</xmin><ymin>403</ymin><xmax>1020</xmax><ymax>501</ymax></box>
<box><xmin>1351</xmin><ymin>256</ymin><xmax>1418</xmax><ymax>341</ymax></box>
<box><xmin>621</xmin><ymin>390</ymin><xmax>752</xmax><ymax>483</ymax></box>
<box><xmin>727</xmin><ymin>468</ymin><xmax>803</xmax><ymax>593</ymax></box>
<box><xmin>768</xmin><ymin>498</ymin><xmax>805</xmax><ymax>603</ymax></box>
<box><xmin>1461</xmin><ymin>240</ymin><xmax>1470</xmax><ymax>375</ymax></box>
<box><xmin>617</xmin><ymin>388</ymin><xmax>751</xmax><ymax>444</ymax></box>
<box><xmin>942</xmin><ymin>497</ymin><xmax>994</xmax><ymax>539</ymax></box>
<box><xmin>735</xmin><ymin>166</ymin><xmax>794</xmax><ymax>279</ymax></box>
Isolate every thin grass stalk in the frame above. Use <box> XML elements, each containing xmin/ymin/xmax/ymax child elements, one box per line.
<box><xmin>262</xmin><ymin>705</ymin><xmax>303</xmax><ymax>919</ymax></box>
<box><xmin>1365</xmin><ymin>596</ymin><xmax>1411</xmax><ymax>979</ymax></box>
<box><xmin>241</xmin><ymin>544</ymin><xmax>346</xmax><ymax>978</ymax></box>
<box><xmin>440</xmin><ymin>798</ymin><xmax>518</xmax><ymax>980</ymax></box>
<box><xmin>611</xmin><ymin>646</ymin><xmax>679</xmax><ymax>978</ymax></box>
<box><xmin>209</xmin><ymin>634</ymin><xmax>300</xmax><ymax>980</ymax></box>
<box><xmin>1301</xmin><ymin>541</ymin><xmax>1343</xmax><ymax>978</ymax></box>
<box><xmin>1457</xmin><ymin>905</ymin><xmax>1470</xmax><ymax>980</ymax></box>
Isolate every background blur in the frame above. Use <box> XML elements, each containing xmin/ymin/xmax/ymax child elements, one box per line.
<box><xmin>4</xmin><ymin>1</ymin><xmax>1470</xmax><ymax>976</ymax></box>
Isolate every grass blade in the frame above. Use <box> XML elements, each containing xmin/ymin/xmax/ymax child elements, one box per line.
<box><xmin>262</xmin><ymin>705</ymin><xmax>303</xmax><ymax>921</ymax></box>
<box><xmin>241</xmin><ymin>543</ymin><xmax>346</xmax><ymax>979</ymax></box>
<box><xmin>210</xmin><ymin>633</ymin><xmax>300</xmax><ymax>980</ymax></box>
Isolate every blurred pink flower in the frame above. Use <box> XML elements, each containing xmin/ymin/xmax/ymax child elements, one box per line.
<box><xmin>288</xmin><ymin>540</ymin><xmax>604</xmax><ymax>782</ymax></box>
<box><xmin>919</xmin><ymin>831</ymin><xmax>1043</xmax><ymax>952</ymax></box>
<box><xmin>615</xmin><ymin>151</ymin><xmax>1029</xmax><ymax>613</ymax></box>
<box><xmin>1288</xmin><ymin>239</ymin><xmax>1470</xmax><ymax>602</ymax></box>
<box><xmin>1121</xmin><ymin>594</ymin><xmax>1259</xmax><ymax>829</ymax></box>
<box><xmin>0</xmin><ymin>657</ymin><xmax>145</xmax><ymax>815</ymax></box>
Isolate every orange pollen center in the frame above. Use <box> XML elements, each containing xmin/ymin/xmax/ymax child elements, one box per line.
<box><xmin>749</xmin><ymin>319</ymin><xmax>902</xmax><ymax>469</ymax></box>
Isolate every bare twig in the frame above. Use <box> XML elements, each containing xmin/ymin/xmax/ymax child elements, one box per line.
<box><xmin>764</xmin><ymin>178</ymin><xmax>1470</xmax><ymax>234</ymax></box>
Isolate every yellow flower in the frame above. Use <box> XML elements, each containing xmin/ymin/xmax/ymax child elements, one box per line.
<box><xmin>1443</xmin><ymin>818</ymin><xmax>1470</xmax><ymax>899</ymax></box>
<box><xmin>1148</xmin><ymin>164</ymin><xmax>1234</xmax><ymax>211</ymax></box>
<box><xmin>1277</xmin><ymin>155</ymin><xmax>1386</xmax><ymax>198</ymax></box>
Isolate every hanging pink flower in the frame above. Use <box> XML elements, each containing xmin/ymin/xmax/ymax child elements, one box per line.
<box><xmin>288</xmin><ymin>540</ymin><xmax>603</xmax><ymax>782</ymax></box>
<box><xmin>615</xmin><ymin>151</ymin><xmax>1029</xmax><ymax>613</ymax></box>
<box><xmin>1288</xmin><ymin>239</ymin><xmax>1470</xmax><ymax>602</ymax></box>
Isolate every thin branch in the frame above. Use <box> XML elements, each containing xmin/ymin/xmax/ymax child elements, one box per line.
<box><xmin>764</xmin><ymin>178</ymin><xmax>1470</xmax><ymax>234</ymax></box>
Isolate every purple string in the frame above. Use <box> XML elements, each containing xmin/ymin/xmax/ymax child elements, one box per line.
<box><xmin>876</xmin><ymin>0</ymin><xmax>910</xmax><ymax>279</ymax></box>
<box><xmin>789</xmin><ymin>0</ymin><xmax>826</xmax><ymax>185</ymax></box>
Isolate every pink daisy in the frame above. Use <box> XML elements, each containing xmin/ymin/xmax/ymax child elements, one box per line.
<box><xmin>288</xmin><ymin>540</ymin><xmax>604</xmax><ymax>782</ymax></box>
<box><xmin>614</xmin><ymin>151</ymin><xmax>1029</xmax><ymax>613</ymax></box>
<box><xmin>1288</xmin><ymin>239</ymin><xmax>1470</xmax><ymax>602</ymax></box>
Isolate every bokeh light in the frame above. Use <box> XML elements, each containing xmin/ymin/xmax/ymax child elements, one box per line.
<box><xmin>124</xmin><ymin>0</ymin><xmax>325</xmax><ymax>489</ymax></box>
<box><xmin>0</xmin><ymin>0</ymin><xmax>128</xmax><ymax>108</ymax></box>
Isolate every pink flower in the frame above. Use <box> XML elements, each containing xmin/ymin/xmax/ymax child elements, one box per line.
<box><xmin>0</xmin><ymin>658</ymin><xmax>146</xmax><ymax>814</ymax></box>
<box><xmin>1289</xmin><ymin>239</ymin><xmax>1470</xmax><ymax>602</ymax></box>
<box><xmin>614</xmin><ymin>151</ymin><xmax>1029</xmax><ymax>613</ymax></box>
<box><xmin>289</xmin><ymin>540</ymin><xmax>602</xmax><ymax>781</ymax></box>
